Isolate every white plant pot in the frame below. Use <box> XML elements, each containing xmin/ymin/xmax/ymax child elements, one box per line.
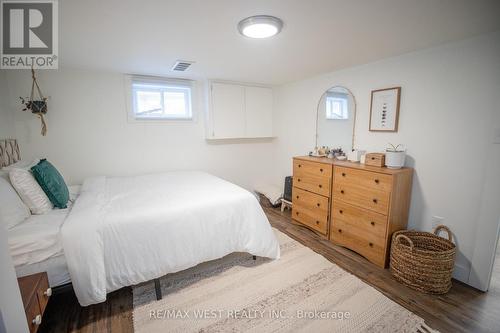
<box><xmin>385</xmin><ymin>151</ymin><xmax>406</xmax><ymax>169</ymax></box>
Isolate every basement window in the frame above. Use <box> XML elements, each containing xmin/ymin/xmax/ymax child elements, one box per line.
<box><xmin>325</xmin><ymin>93</ymin><xmax>349</xmax><ymax>120</ymax></box>
<box><xmin>130</xmin><ymin>77</ymin><xmax>193</xmax><ymax>120</ymax></box>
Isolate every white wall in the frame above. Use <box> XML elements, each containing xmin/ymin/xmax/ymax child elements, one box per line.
<box><xmin>468</xmin><ymin>94</ymin><xmax>500</xmax><ymax>290</ymax></box>
<box><xmin>4</xmin><ymin>69</ymin><xmax>275</xmax><ymax>191</ymax></box>
<box><xmin>0</xmin><ymin>71</ymin><xmax>16</xmax><ymax>138</ymax></box>
<box><xmin>273</xmin><ymin>31</ymin><xmax>500</xmax><ymax>283</ymax></box>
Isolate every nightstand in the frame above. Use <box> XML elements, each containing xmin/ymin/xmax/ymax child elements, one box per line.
<box><xmin>17</xmin><ymin>272</ymin><xmax>52</xmax><ymax>333</ymax></box>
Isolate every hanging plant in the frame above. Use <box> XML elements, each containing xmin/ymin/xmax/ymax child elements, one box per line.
<box><xmin>19</xmin><ymin>68</ymin><xmax>48</xmax><ymax>136</ymax></box>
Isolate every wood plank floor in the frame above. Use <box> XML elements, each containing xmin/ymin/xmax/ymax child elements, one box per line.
<box><xmin>265</xmin><ymin>207</ymin><xmax>500</xmax><ymax>333</ymax></box>
<box><xmin>39</xmin><ymin>206</ymin><xmax>500</xmax><ymax>333</ymax></box>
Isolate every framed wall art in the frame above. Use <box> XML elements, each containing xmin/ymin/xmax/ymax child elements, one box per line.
<box><xmin>369</xmin><ymin>87</ymin><xmax>401</xmax><ymax>132</ymax></box>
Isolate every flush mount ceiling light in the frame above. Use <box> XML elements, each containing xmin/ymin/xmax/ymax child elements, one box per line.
<box><xmin>238</xmin><ymin>15</ymin><xmax>283</xmax><ymax>39</ymax></box>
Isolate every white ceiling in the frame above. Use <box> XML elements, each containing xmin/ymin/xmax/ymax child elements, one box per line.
<box><xmin>60</xmin><ymin>0</ymin><xmax>500</xmax><ymax>85</ymax></box>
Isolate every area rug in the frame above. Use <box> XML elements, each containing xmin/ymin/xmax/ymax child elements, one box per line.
<box><xmin>133</xmin><ymin>229</ymin><xmax>438</xmax><ymax>333</ymax></box>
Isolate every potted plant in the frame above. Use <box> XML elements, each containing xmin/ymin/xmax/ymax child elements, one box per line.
<box><xmin>385</xmin><ymin>143</ymin><xmax>406</xmax><ymax>169</ymax></box>
<box><xmin>19</xmin><ymin>96</ymin><xmax>48</xmax><ymax>136</ymax></box>
<box><xmin>20</xmin><ymin>97</ymin><xmax>48</xmax><ymax>114</ymax></box>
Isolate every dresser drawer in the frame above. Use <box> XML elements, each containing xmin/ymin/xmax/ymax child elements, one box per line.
<box><xmin>334</xmin><ymin>166</ymin><xmax>392</xmax><ymax>193</ymax></box>
<box><xmin>36</xmin><ymin>273</ymin><xmax>50</xmax><ymax>314</ymax></box>
<box><xmin>333</xmin><ymin>183</ymin><xmax>390</xmax><ymax>215</ymax></box>
<box><xmin>292</xmin><ymin>203</ymin><xmax>328</xmax><ymax>235</ymax></box>
<box><xmin>18</xmin><ymin>272</ymin><xmax>50</xmax><ymax>333</ymax></box>
<box><xmin>292</xmin><ymin>187</ymin><xmax>329</xmax><ymax>215</ymax></box>
<box><xmin>330</xmin><ymin>219</ymin><xmax>386</xmax><ymax>267</ymax></box>
<box><xmin>293</xmin><ymin>159</ymin><xmax>332</xmax><ymax>179</ymax></box>
<box><xmin>25</xmin><ymin>296</ymin><xmax>42</xmax><ymax>333</ymax></box>
<box><xmin>294</xmin><ymin>174</ymin><xmax>330</xmax><ymax>196</ymax></box>
<box><xmin>331</xmin><ymin>200</ymin><xmax>388</xmax><ymax>239</ymax></box>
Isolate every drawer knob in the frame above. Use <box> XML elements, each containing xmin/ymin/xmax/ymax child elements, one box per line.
<box><xmin>341</xmin><ymin>172</ymin><xmax>346</xmax><ymax>177</ymax></box>
<box><xmin>296</xmin><ymin>195</ymin><xmax>299</xmax><ymax>199</ymax></box>
<box><xmin>318</xmin><ymin>184</ymin><xmax>322</xmax><ymax>188</ymax></box>
<box><xmin>374</xmin><ymin>179</ymin><xmax>380</xmax><ymax>184</ymax></box>
<box><xmin>296</xmin><ymin>211</ymin><xmax>299</xmax><ymax>215</ymax></box>
<box><xmin>369</xmin><ymin>242</ymin><xmax>374</xmax><ymax>247</ymax></box>
<box><xmin>297</xmin><ymin>178</ymin><xmax>301</xmax><ymax>182</ymax></box>
<box><xmin>339</xmin><ymin>210</ymin><xmax>343</xmax><ymax>214</ymax></box>
<box><xmin>338</xmin><ymin>229</ymin><xmax>342</xmax><ymax>233</ymax></box>
<box><xmin>316</xmin><ymin>203</ymin><xmax>320</xmax><ymax>207</ymax></box>
<box><xmin>320</xmin><ymin>168</ymin><xmax>323</xmax><ymax>172</ymax></box>
<box><xmin>316</xmin><ymin>220</ymin><xmax>320</xmax><ymax>225</ymax></box>
<box><xmin>44</xmin><ymin>287</ymin><xmax>52</xmax><ymax>297</ymax></box>
<box><xmin>372</xmin><ymin>198</ymin><xmax>378</xmax><ymax>204</ymax></box>
<box><xmin>370</xmin><ymin>221</ymin><xmax>375</xmax><ymax>226</ymax></box>
<box><xmin>371</xmin><ymin>157</ymin><xmax>376</xmax><ymax>160</ymax></box>
<box><xmin>298</xmin><ymin>164</ymin><xmax>302</xmax><ymax>168</ymax></box>
<box><xmin>340</xmin><ymin>190</ymin><xmax>345</xmax><ymax>194</ymax></box>
<box><xmin>33</xmin><ymin>314</ymin><xmax>42</xmax><ymax>325</ymax></box>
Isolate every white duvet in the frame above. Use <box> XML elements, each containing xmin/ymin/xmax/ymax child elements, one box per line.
<box><xmin>61</xmin><ymin>171</ymin><xmax>280</xmax><ymax>306</ymax></box>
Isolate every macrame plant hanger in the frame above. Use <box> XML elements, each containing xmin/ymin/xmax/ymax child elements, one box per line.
<box><xmin>30</xmin><ymin>67</ymin><xmax>48</xmax><ymax>136</ymax></box>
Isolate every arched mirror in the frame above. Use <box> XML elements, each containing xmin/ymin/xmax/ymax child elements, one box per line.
<box><xmin>315</xmin><ymin>86</ymin><xmax>356</xmax><ymax>152</ymax></box>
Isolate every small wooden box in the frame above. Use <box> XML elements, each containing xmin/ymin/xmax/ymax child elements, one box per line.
<box><xmin>365</xmin><ymin>153</ymin><xmax>385</xmax><ymax>167</ymax></box>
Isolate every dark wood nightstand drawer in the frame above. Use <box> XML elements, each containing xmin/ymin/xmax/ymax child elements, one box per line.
<box><xmin>18</xmin><ymin>272</ymin><xmax>51</xmax><ymax>333</ymax></box>
<box><xmin>36</xmin><ymin>273</ymin><xmax>50</xmax><ymax>314</ymax></box>
<box><xmin>25</xmin><ymin>296</ymin><xmax>42</xmax><ymax>333</ymax></box>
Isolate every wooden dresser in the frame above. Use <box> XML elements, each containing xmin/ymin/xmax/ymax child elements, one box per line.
<box><xmin>292</xmin><ymin>157</ymin><xmax>332</xmax><ymax>237</ymax></box>
<box><xmin>292</xmin><ymin>156</ymin><xmax>413</xmax><ymax>268</ymax></box>
<box><xmin>18</xmin><ymin>272</ymin><xmax>51</xmax><ymax>333</ymax></box>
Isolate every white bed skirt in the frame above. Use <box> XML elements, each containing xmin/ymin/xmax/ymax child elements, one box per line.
<box><xmin>16</xmin><ymin>255</ymin><xmax>71</xmax><ymax>287</ymax></box>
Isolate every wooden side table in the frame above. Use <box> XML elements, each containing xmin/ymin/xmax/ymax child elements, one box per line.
<box><xmin>17</xmin><ymin>272</ymin><xmax>52</xmax><ymax>333</ymax></box>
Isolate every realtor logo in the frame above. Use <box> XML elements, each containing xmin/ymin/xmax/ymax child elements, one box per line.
<box><xmin>1</xmin><ymin>0</ymin><xmax>58</xmax><ymax>69</ymax></box>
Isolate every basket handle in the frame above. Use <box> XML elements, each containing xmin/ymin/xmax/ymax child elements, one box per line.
<box><xmin>433</xmin><ymin>224</ymin><xmax>452</xmax><ymax>242</ymax></box>
<box><xmin>394</xmin><ymin>234</ymin><xmax>414</xmax><ymax>251</ymax></box>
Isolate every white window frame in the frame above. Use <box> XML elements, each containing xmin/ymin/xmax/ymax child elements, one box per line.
<box><xmin>325</xmin><ymin>94</ymin><xmax>349</xmax><ymax>120</ymax></box>
<box><xmin>125</xmin><ymin>75</ymin><xmax>195</xmax><ymax>123</ymax></box>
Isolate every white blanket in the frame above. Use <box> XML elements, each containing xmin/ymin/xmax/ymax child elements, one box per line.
<box><xmin>9</xmin><ymin>185</ymin><xmax>81</xmax><ymax>267</ymax></box>
<box><xmin>61</xmin><ymin>171</ymin><xmax>280</xmax><ymax>306</ymax></box>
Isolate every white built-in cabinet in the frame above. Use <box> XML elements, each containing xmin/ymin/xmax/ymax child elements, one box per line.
<box><xmin>206</xmin><ymin>81</ymin><xmax>273</xmax><ymax>139</ymax></box>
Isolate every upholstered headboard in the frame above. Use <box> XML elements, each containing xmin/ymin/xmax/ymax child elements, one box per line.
<box><xmin>0</xmin><ymin>139</ymin><xmax>20</xmax><ymax>168</ymax></box>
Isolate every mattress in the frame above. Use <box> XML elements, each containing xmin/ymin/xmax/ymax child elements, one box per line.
<box><xmin>9</xmin><ymin>185</ymin><xmax>80</xmax><ymax>287</ymax></box>
<box><xmin>9</xmin><ymin>208</ymin><xmax>68</xmax><ymax>266</ymax></box>
<box><xmin>14</xmin><ymin>255</ymin><xmax>71</xmax><ymax>287</ymax></box>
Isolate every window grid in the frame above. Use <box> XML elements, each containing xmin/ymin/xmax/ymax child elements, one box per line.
<box><xmin>131</xmin><ymin>80</ymin><xmax>193</xmax><ymax>120</ymax></box>
<box><xmin>326</xmin><ymin>96</ymin><xmax>348</xmax><ymax>120</ymax></box>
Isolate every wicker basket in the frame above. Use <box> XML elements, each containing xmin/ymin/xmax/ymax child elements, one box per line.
<box><xmin>390</xmin><ymin>225</ymin><xmax>456</xmax><ymax>294</ymax></box>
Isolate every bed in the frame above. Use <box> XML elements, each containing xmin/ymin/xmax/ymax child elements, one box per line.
<box><xmin>2</xmin><ymin>139</ymin><xmax>280</xmax><ymax>306</ymax></box>
<box><xmin>9</xmin><ymin>186</ymin><xmax>81</xmax><ymax>288</ymax></box>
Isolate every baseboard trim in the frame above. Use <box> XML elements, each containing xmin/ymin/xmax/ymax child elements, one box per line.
<box><xmin>452</xmin><ymin>263</ymin><xmax>470</xmax><ymax>283</ymax></box>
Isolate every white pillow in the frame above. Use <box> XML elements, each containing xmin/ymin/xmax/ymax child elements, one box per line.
<box><xmin>0</xmin><ymin>177</ymin><xmax>30</xmax><ymax>229</ymax></box>
<box><xmin>3</xmin><ymin>159</ymin><xmax>40</xmax><ymax>172</ymax></box>
<box><xmin>0</xmin><ymin>169</ymin><xmax>8</xmax><ymax>182</ymax></box>
<box><xmin>9</xmin><ymin>168</ymin><xmax>53</xmax><ymax>215</ymax></box>
<box><xmin>1</xmin><ymin>159</ymin><xmax>38</xmax><ymax>182</ymax></box>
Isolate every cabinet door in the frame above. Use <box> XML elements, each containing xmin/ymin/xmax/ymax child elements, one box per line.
<box><xmin>245</xmin><ymin>86</ymin><xmax>273</xmax><ymax>137</ymax></box>
<box><xmin>210</xmin><ymin>83</ymin><xmax>245</xmax><ymax>139</ymax></box>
